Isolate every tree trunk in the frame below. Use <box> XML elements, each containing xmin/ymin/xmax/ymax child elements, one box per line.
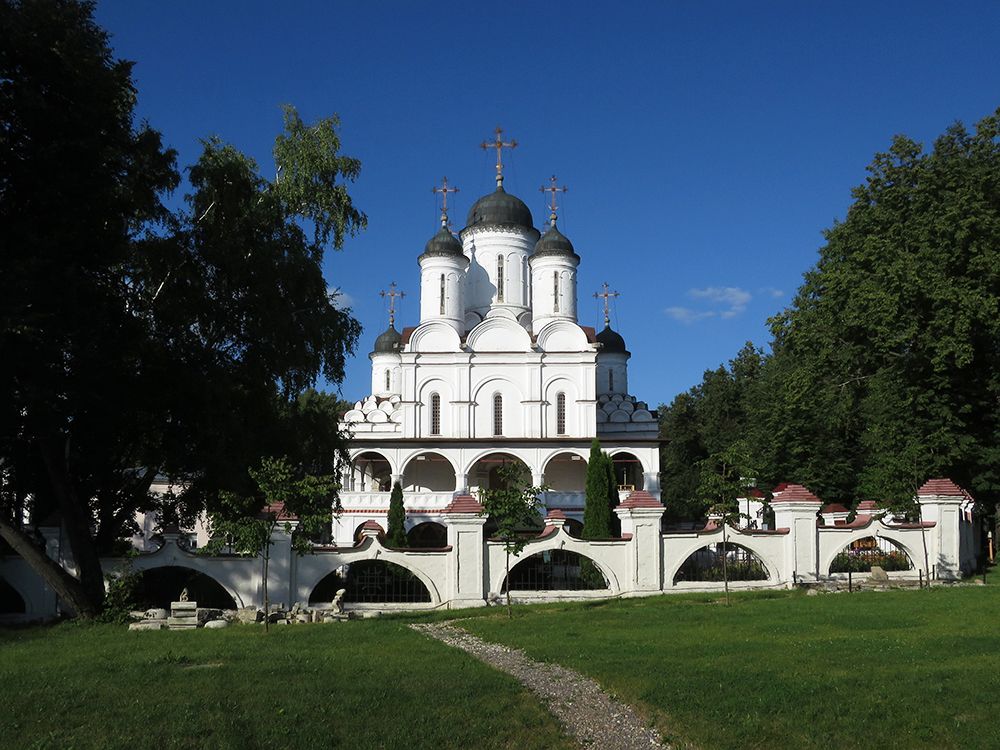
<box><xmin>505</xmin><ymin>547</ymin><xmax>512</xmax><ymax>619</ymax></box>
<box><xmin>39</xmin><ymin>440</ymin><xmax>106</xmax><ymax>611</ymax></box>
<box><xmin>262</xmin><ymin>546</ymin><xmax>270</xmax><ymax>633</ymax></box>
<box><xmin>0</xmin><ymin>519</ymin><xmax>101</xmax><ymax>619</ymax></box>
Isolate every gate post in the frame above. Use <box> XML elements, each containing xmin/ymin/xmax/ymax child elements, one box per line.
<box><xmin>771</xmin><ymin>484</ymin><xmax>823</xmax><ymax>583</ymax></box>
<box><xmin>615</xmin><ymin>490</ymin><xmax>665</xmax><ymax>595</ymax></box>
<box><xmin>917</xmin><ymin>479</ymin><xmax>969</xmax><ymax>579</ymax></box>
<box><xmin>442</xmin><ymin>494</ymin><xmax>488</xmax><ymax>608</ymax></box>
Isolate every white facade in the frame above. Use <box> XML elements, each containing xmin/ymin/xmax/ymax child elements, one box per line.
<box><xmin>338</xmin><ymin>182</ymin><xmax>660</xmax><ymax>546</ymax></box>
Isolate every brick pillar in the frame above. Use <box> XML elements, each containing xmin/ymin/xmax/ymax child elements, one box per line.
<box><xmin>917</xmin><ymin>478</ymin><xmax>968</xmax><ymax>580</ymax></box>
<box><xmin>614</xmin><ymin>490</ymin><xmax>665</xmax><ymax>594</ymax></box>
<box><xmin>442</xmin><ymin>494</ymin><xmax>487</xmax><ymax>608</ymax></box>
<box><xmin>771</xmin><ymin>484</ymin><xmax>822</xmax><ymax>582</ymax></box>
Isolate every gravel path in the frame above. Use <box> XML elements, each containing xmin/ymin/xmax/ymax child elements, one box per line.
<box><xmin>410</xmin><ymin>622</ymin><xmax>667</xmax><ymax>749</ymax></box>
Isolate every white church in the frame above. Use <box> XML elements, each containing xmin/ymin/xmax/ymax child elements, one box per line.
<box><xmin>335</xmin><ymin>134</ymin><xmax>660</xmax><ymax>547</ymax></box>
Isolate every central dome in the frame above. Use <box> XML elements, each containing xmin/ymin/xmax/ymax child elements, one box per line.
<box><xmin>464</xmin><ymin>187</ymin><xmax>534</xmax><ymax>231</ymax></box>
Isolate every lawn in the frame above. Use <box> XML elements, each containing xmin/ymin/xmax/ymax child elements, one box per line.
<box><xmin>0</xmin><ymin>619</ymin><xmax>572</xmax><ymax>750</ymax></box>
<box><xmin>460</xmin><ymin>585</ymin><xmax>1000</xmax><ymax>749</ymax></box>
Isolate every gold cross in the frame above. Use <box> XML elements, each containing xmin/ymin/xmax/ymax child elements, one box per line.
<box><xmin>480</xmin><ymin>126</ymin><xmax>517</xmax><ymax>188</ymax></box>
<box><xmin>594</xmin><ymin>282</ymin><xmax>620</xmax><ymax>327</ymax></box>
<box><xmin>379</xmin><ymin>282</ymin><xmax>405</xmax><ymax>328</ymax></box>
<box><xmin>431</xmin><ymin>176</ymin><xmax>460</xmax><ymax>228</ymax></box>
<box><xmin>540</xmin><ymin>175</ymin><xmax>568</xmax><ymax>226</ymax></box>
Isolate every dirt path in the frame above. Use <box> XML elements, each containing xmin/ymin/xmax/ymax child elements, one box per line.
<box><xmin>410</xmin><ymin>622</ymin><xmax>667</xmax><ymax>749</ymax></box>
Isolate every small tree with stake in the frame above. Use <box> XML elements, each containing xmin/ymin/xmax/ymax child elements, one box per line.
<box><xmin>697</xmin><ymin>441</ymin><xmax>757</xmax><ymax>606</ymax></box>
<box><xmin>478</xmin><ymin>463</ymin><xmax>545</xmax><ymax>618</ymax></box>
<box><xmin>206</xmin><ymin>456</ymin><xmax>336</xmax><ymax>631</ymax></box>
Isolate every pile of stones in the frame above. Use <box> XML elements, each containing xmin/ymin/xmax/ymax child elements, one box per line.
<box><xmin>127</xmin><ymin>600</ymin><xmax>232</xmax><ymax>631</ymax></box>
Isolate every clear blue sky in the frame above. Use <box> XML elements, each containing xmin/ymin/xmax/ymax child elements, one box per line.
<box><xmin>96</xmin><ymin>1</ymin><xmax>999</xmax><ymax>407</ymax></box>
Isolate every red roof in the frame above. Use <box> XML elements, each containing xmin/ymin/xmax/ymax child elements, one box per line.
<box><xmin>360</xmin><ymin>520</ymin><xmax>385</xmax><ymax>533</ymax></box>
<box><xmin>442</xmin><ymin>494</ymin><xmax>484</xmax><ymax>514</ymax></box>
<box><xmin>772</xmin><ymin>482</ymin><xmax>789</xmax><ymax>494</ymax></box>
<box><xmin>746</xmin><ymin>487</ymin><xmax>766</xmax><ymax>499</ymax></box>
<box><xmin>857</xmin><ymin>500</ymin><xmax>878</xmax><ymax>511</ymax></box>
<box><xmin>821</xmin><ymin>503</ymin><xmax>850</xmax><ymax>514</ymax></box>
<box><xmin>262</xmin><ymin>502</ymin><xmax>298</xmax><ymax>521</ymax></box>
<box><xmin>545</xmin><ymin>508</ymin><xmax>567</xmax><ymax>521</ymax></box>
<box><xmin>771</xmin><ymin>483</ymin><xmax>821</xmax><ymax>504</ymax></box>
<box><xmin>617</xmin><ymin>490</ymin><xmax>664</xmax><ymax>509</ymax></box>
<box><xmin>917</xmin><ymin>478</ymin><xmax>967</xmax><ymax>498</ymax></box>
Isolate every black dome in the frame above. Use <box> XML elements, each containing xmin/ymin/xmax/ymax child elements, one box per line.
<box><xmin>596</xmin><ymin>325</ymin><xmax>627</xmax><ymax>354</ymax></box>
<box><xmin>464</xmin><ymin>187</ymin><xmax>535</xmax><ymax>232</ymax></box>
<box><xmin>373</xmin><ymin>325</ymin><xmax>401</xmax><ymax>354</ymax></box>
<box><xmin>420</xmin><ymin>225</ymin><xmax>464</xmax><ymax>260</ymax></box>
<box><xmin>533</xmin><ymin>223</ymin><xmax>579</xmax><ymax>260</ymax></box>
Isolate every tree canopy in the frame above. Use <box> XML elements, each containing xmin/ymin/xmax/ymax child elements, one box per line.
<box><xmin>660</xmin><ymin>108</ymin><xmax>1000</xmax><ymax>517</ymax></box>
<box><xmin>0</xmin><ymin>0</ymin><xmax>364</xmax><ymax>617</ymax></box>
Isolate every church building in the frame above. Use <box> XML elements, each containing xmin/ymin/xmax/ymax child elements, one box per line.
<box><xmin>334</xmin><ymin>131</ymin><xmax>661</xmax><ymax>546</ymax></box>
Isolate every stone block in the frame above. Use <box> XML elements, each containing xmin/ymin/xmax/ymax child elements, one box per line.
<box><xmin>129</xmin><ymin>621</ymin><xmax>166</xmax><ymax>631</ymax></box>
<box><xmin>204</xmin><ymin>619</ymin><xmax>228</xmax><ymax>629</ymax></box>
<box><xmin>869</xmin><ymin>566</ymin><xmax>890</xmax><ymax>582</ymax></box>
<box><xmin>171</xmin><ymin>601</ymin><xmax>197</xmax><ymax>611</ymax></box>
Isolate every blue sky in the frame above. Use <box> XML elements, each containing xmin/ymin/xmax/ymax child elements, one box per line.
<box><xmin>95</xmin><ymin>1</ymin><xmax>1000</xmax><ymax>407</ymax></box>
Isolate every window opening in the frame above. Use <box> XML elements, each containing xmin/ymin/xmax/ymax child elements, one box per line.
<box><xmin>496</xmin><ymin>256</ymin><xmax>505</xmax><ymax>302</ymax></box>
<box><xmin>493</xmin><ymin>393</ymin><xmax>503</xmax><ymax>436</ymax></box>
<box><xmin>556</xmin><ymin>392</ymin><xmax>566</xmax><ymax>435</ymax></box>
<box><xmin>384</xmin><ymin>370</ymin><xmax>390</xmax><ymax>391</ymax></box>
<box><xmin>430</xmin><ymin>393</ymin><xmax>441</xmax><ymax>435</ymax></box>
<box><xmin>609</xmin><ymin>369</ymin><xmax>614</xmax><ymax>392</ymax></box>
<box><xmin>553</xmin><ymin>271</ymin><xmax>560</xmax><ymax>313</ymax></box>
<box><xmin>439</xmin><ymin>274</ymin><xmax>446</xmax><ymax>315</ymax></box>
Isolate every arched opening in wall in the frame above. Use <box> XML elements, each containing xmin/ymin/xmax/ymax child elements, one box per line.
<box><xmin>406</xmin><ymin>522</ymin><xmax>448</xmax><ymax>548</ymax></box>
<box><xmin>543</xmin><ymin>452</ymin><xmax>587</xmax><ymax>491</ymax></box>
<box><xmin>830</xmin><ymin>537</ymin><xmax>913</xmax><ymax>573</ymax></box>
<box><xmin>673</xmin><ymin>544</ymin><xmax>769</xmax><ymax>583</ymax></box>
<box><xmin>402</xmin><ymin>452</ymin><xmax>456</xmax><ymax>492</ymax></box>
<box><xmin>563</xmin><ymin>518</ymin><xmax>584</xmax><ymax>538</ymax></box>
<box><xmin>610</xmin><ymin>452</ymin><xmax>643</xmax><ymax>493</ymax></box>
<box><xmin>470</xmin><ymin>453</ymin><xmax>542</xmax><ymax>537</ymax></box>
<box><xmin>0</xmin><ymin>578</ymin><xmax>26</xmax><ymax>614</ymax></box>
<box><xmin>133</xmin><ymin>566</ymin><xmax>238</xmax><ymax>609</ymax></box>
<box><xmin>313</xmin><ymin>560</ymin><xmax>431</xmax><ymax>603</ymax></box>
<box><xmin>353</xmin><ymin>521</ymin><xmax>385</xmax><ymax>544</ymax></box>
<box><xmin>350</xmin><ymin>452</ymin><xmax>392</xmax><ymax>492</ymax></box>
<box><xmin>502</xmin><ymin>550</ymin><xmax>609</xmax><ymax>591</ymax></box>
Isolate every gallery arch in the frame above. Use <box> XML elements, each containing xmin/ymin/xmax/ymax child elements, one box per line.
<box><xmin>610</xmin><ymin>452</ymin><xmax>644</xmax><ymax>493</ymax></box>
<box><xmin>542</xmin><ymin>452</ymin><xmax>587</xmax><ymax>491</ymax></box>
<box><xmin>401</xmin><ymin>452</ymin><xmax>456</xmax><ymax>492</ymax></box>
<box><xmin>348</xmin><ymin>452</ymin><xmax>392</xmax><ymax>492</ymax></box>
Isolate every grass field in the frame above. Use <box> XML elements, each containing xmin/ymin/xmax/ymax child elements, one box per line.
<box><xmin>461</xmin><ymin>586</ymin><xmax>1000</xmax><ymax>749</ymax></box>
<box><xmin>2</xmin><ymin>586</ymin><xmax>998</xmax><ymax>749</ymax></box>
<box><xmin>0</xmin><ymin>619</ymin><xmax>572</xmax><ymax>750</ymax></box>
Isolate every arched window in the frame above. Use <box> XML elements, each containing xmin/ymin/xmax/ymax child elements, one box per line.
<box><xmin>609</xmin><ymin>369</ymin><xmax>614</xmax><ymax>392</ymax></box>
<box><xmin>556</xmin><ymin>392</ymin><xmax>566</xmax><ymax>435</ymax></box>
<box><xmin>430</xmin><ymin>393</ymin><xmax>441</xmax><ymax>435</ymax></box>
<box><xmin>553</xmin><ymin>271</ymin><xmax>560</xmax><ymax>313</ymax></box>
<box><xmin>384</xmin><ymin>370</ymin><xmax>391</xmax><ymax>391</ymax></box>
<box><xmin>492</xmin><ymin>393</ymin><xmax>503</xmax><ymax>436</ymax></box>
<box><xmin>496</xmin><ymin>255</ymin><xmax>505</xmax><ymax>302</ymax></box>
<box><xmin>439</xmin><ymin>273</ymin><xmax>446</xmax><ymax>314</ymax></box>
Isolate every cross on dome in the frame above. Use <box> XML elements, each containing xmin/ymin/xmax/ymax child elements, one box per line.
<box><xmin>540</xmin><ymin>175</ymin><xmax>568</xmax><ymax>227</ymax></box>
<box><xmin>480</xmin><ymin>126</ymin><xmax>517</xmax><ymax>189</ymax></box>
<box><xmin>431</xmin><ymin>176</ymin><xmax>459</xmax><ymax>229</ymax></box>
<box><xmin>594</xmin><ymin>282</ymin><xmax>620</xmax><ymax>327</ymax></box>
<box><xmin>379</xmin><ymin>281</ymin><xmax>405</xmax><ymax>328</ymax></box>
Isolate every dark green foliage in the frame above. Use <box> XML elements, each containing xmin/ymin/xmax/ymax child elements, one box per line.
<box><xmin>0</xmin><ymin>1</ymin><xmax>364</xmax><ymax>617</ymax></box>
<box><xmin>386</xmin><ymin>481</ymin><xmax>407</xmax><ymax>548</ymax></box>
<box><xmin>583</xmin><ymin>439</ymin><xmax>611</xmax><ymax>538</ymax></box>
<box><xmin>604</xmin><ymin>453</ymin><xmax>621</xmax><ymax>536</ymax></box>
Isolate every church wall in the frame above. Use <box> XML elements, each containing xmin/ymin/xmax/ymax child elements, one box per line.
<box><xmin>462</xmin><ymin>229</ymin><xmax>535</xmax><ymax>317</ymax></box>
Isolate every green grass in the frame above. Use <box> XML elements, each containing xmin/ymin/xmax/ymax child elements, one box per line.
<box><xmin>0</xmin><ymin>620</ymin><xmax>572</xmax><ymax>750</ymax></box>
<box><xmin>459</xmin><ymin>586</ymin><xmax>1000</xmax><ymax>749</ymax></box>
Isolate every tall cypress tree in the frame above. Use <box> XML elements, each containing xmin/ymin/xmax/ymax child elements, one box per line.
<box><xmin>605</xmin><ymin>453</ymin><xmax>622</xmax><ymax>536</ymax></box>
<box><xmin>386</xmin><ymin>481</ymin><xmax>407</xmax><ymax>547</ymax></box>
<box><xmin>583</xmin><ymin>439</ymin><xmax>611</xmax><ymax>539</ymax></box>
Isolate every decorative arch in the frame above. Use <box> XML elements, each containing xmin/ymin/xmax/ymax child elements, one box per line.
<box><xmin>471</xmin><ymin>377</ymin><xmax>525</xmax><ymax>438</ymax></box>
<box><xmin>543</xmin><ymin>377</ymin><xmax>579</xmax><ymax>437</ymax></box>
<box><xmin>408</xmin><ymin>320</ymin><xmax>461</xmax><ymax>352</ymax></box>
<box><xmin>309</xmin><ymin>560</ymin><xmax>432</xmax><ymax>604</ymax></box>
<box><xmin>535</xmin><ymin>319</ymin><xmax>588</xmax><ymax>352</ymax></box>
<box><xmin>466</xmin><ymin>316</ymin><xmax>532</xmax><ymax>352</ymax></box>
<box><xmin>608</xmin><ymin>451</ymin><xmax>645</xmax><ymax>492</ymax></box>
<box><xmin>0</xmin><ymin>577</ymin><xmax>27</xmax><ymax>614</ymax></box>
<box><xmin>347</xmin><ymin>450</ymin><xmax>394</xmax><ymax>492</ymax></box>
<box><xmin>828</xmin><ymin>536</ymin><xmax>914</xmax><ymax>573</ymax></box>
<box><xmin>672</xmin><ymin>543</ymin><xmax>770</xmax><ymax>584</ymax></box>
<box><xmin>401</xmin><ymin>452</ymin><xmax>456</xmax><ymax>492</ymax></box>
<box><xmin>406</xmin><ymin>521</ymin><xmax>448</xmax><ymax>548</ymax></box>
<box><xmin>542</xmin><ymin>451</ymin><xmax>588</xmax><ymax>491</ymax></box>
<box><xmin>132</xmin><ymin>566</ymin><xmax>240</xmax><ymax>609</ymax></box>
<box><xmin>417</xmin><ymin>378</ymin><xmax>453</xmax><ymax>437</ymax></box>
<box><xmin>502</xmin><ymin>549</ymin><xmax>610</xmax><ymax>592</ymax></box>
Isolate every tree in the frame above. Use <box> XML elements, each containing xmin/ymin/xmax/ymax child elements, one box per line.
<box><xmin>0</xmin><ymin>1</ymin><xmax>365</xmax><ymax>618</ymax></box>
<box><xmin>206</xmin><ymin>456</ymin><xmax>336</xmax><ymax>631</ymax></box>
<box><xmin>478</xmin><ymin>463</ymin><xmax>545</xmax><ymax>618</ymax></box>
<box><xmin>697</xmin><ymin>441</ymin><xmax>757</xmax><ymax>606</ymax></box>
<box><xmin>605</xmin><ymin>452</ymin><xmax>622</xmax><ymax>537</ymax></box>
<box><xmin>386</xmin><ymin>481</ymin><xmax>407</xmax><ymax>548</ymax></box>
<box><xmin>583</xmin><ymin>439</ymin><xmax>611</xmax><ymax>538</ymax></box>
<box><xmin>754</xmin><ymin>109</ymin><xmax>1000</xmax><ymax>513</ymax></box>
